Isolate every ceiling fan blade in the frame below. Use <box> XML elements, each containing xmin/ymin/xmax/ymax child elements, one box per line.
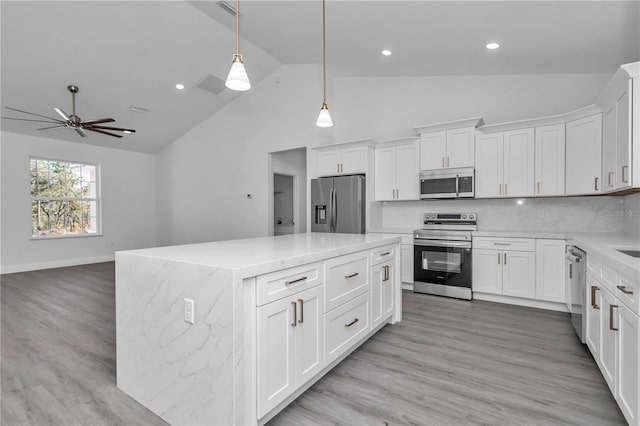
<box><xmin>5</xmin><ymin>107</ymin><xmax>65</xmax><ymax>122</ymax></box>
<box><xmin>75</xmin><ymin>127</ymin><xmax>87</xmax><ymax>137</ymax></box>
<box><xmin>1</xmin><ymin>117</ymin><xmax>64</xmax><ymax>124</ymax></box>
<box><xmin>85</xmin><ymin>127</ymin><xmax>122</xmax><ymax>138</ymax></box>
<box><xmin>37</xmin><ymin>125</ymin><xmax>66</xmax><ymax>131</ymax></box>
<box><xmin>81</xmin><ymin>118</ymin><xmax>115</xmax><ymax>125</ymax></box>
<box><xmin>54</xmin><ymin>108</ymin><xmax>70</xmax><ymax>121</ymax></box>
<box><xmin>85</xmin><ymin>124</ymin><xmax>136</xmax><ymax>133</ymax></box>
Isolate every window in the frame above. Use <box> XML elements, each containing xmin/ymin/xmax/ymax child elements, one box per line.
<box><xmin>30</xmin><ymin>158</ymin><xmax>100</xmax><ymax>237</ymax></box>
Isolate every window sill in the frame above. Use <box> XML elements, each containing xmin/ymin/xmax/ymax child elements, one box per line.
<box><xmin>30</xmin><ymin>233</ymin><xmax>103</xmax><ymax>241</ymax></box>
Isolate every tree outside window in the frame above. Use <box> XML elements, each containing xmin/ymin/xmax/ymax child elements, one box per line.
<box><xmin>30</xmin><ymin>158</ymin><xmax>100</xmax><ymax>237</ymax></box>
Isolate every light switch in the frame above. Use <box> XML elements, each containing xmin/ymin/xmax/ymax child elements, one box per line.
<box><xmin>184</xmin><ymin>298</ymin><xmax>195</xmax><ymax>324</ymax></box>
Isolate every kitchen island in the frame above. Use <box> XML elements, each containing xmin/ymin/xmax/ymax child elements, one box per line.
<box><xmin>115</xmin><ymin>233</ymin><xmax>402</xmax><ymax>426</ymax></box>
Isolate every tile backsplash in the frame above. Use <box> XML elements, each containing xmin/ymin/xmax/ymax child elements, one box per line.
<box><xmin>379</xmin><ymin>195</ymin><xmax>632</xmax><ymax>234</ymax></box>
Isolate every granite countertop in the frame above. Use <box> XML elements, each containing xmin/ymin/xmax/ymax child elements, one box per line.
<box><xmin>116</xmin><ymin>232</ymin><xmax>401</xmax><ymax>278</ymax></box>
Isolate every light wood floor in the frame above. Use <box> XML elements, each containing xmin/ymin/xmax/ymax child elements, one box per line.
<box><xmin>2</xmin><ymin>262</ymin><xmax>625</xmax><ymax>425</ymax></box>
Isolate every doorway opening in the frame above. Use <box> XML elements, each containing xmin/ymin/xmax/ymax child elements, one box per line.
<box><xmin>269</xmin><ymin>147</ymin><xmax>307</xmax><ymax>236</ymax></box>
<box><xmin>273</xmin><ymin>173</ymin><xmax>295</xmax><ymax>235</ymax></box>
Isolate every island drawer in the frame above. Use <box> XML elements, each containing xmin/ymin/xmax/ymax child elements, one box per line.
<box><xmin>473</xmin><ymin>237</ymin><xmax>535</xmax><ymax>252</ymax></box>
<box><xmin>256</xmin><ymin>261</ymin><xmax>323</xmax><ymax>306</ymax></box>
<box><xmin>324</xmin><ymin>251</ymin><xmax>370</xmax><ymax>312</ymax></box>
<box><xmin>324</xmin><ymin>292</ymin><xmax>370</xmax><ymax>365</ymax></box>
<box><xmin>370</xmin><ymin>244</ymin><xmax>396</xmax><ymax>266</ymax></box>
<box><xmin>617</xmin><ymin>273</ymin><xmax>639</xmax><ymax>316</ymax></box>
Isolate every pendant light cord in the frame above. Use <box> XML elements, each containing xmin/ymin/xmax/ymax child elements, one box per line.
<box><xmin>322</xmin><ymin>0</ymin><xmax>327</xmax><ymax>104</ymax></box>
<box><xmin>236</xmin><ymin>0</ymin><xmax>240</xmax><ymax>55</ymax></box>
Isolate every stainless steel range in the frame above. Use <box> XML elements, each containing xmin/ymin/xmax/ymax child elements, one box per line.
<box><xmin>413</xmin><ymin>212</ymin><xmax>477</xmax><ymax>300</ymax></box>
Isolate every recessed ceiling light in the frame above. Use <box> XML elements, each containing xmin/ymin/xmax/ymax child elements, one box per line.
<box><xmin>381</xmin><ymin>49</ymin><xmax>392</xmax><ymax>56</ymax></box>
<box><xmin>486</xmin><ymin>42</ymin><xmax>500</xmax><ymax>50</ymax></box>
<box><xmin>175</xmin><ymin>84</ymin><xmax>185</xmax><ymax>90</ymax></box>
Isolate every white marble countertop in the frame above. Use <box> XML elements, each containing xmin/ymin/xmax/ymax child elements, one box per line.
<box><xmin>367</xmin><ymin>227</ymin><xmax>415</xmax><ymax>234</ymax></box>
<box><xmin>117</xmin><ymin>232</ymin><xmax>401</xmax><ymax>279</ymax></box>
<box><xmin>566</xmin><ymin>232</ymin><xmax>640</xmax><ymax>282</ymax></box>
<box><xmin>472</xmin><ymin>230</ymin><xmax>566</xmax><ymax>239</ymax></box>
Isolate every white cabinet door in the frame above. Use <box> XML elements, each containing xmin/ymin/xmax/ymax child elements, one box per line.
<box><xmin>475</xmin><ymin>132</ymin><xmax>503</xmax><ymax>198</ymax></box>
<box><xmin>617</xmin><ymin>302</ymin><xmax>639</xmax><ymax>425</ymax></box>
<box><xmin>294</xmin><ymin>286</ymin><xmax>324</xmax><ymax>388</ymax></box>
<box><xmin>600</xmin><ymin>286</ymin><xmax>618</xmax><ymax>395</ymax></box>
<box><xmin>472</xmin><ymin>249</ymin><xmax>503</xmax><ymax>294</ymax></box>
<box><xmin>603</xmin><ymin>106</ymin><xmax>617</xmax><ymax>191</ymax></box>
<box><xmin>395</xmin><ymin>143</ymin><xmax>419</xmax><ymax>200</ymax></box>
<box><xmin>535</xmin><ymin>239</ymin><xmax>566</xmax><ymax>303</ymax></box>
<box><xmin>586</xmin><ymin>274</ymin><xmax>602</xmax><ymax>359</ymax></box>
<box><xmin>420</xmin><ymin>131</ymin><xmax>446</xmax><ymax>170</ymax></box>
<box><xmin>317</xmin><ymin>150</ymin><xmax>340</xmax><ymax>176</ymax></box>
<box><xmin>502</xmin><ymin>250</ymin><xmax>536</xmax><ymax>298</ymax></box>
<box><xmin>257</xmin><ymin>296</ymin><xmax>296</xmax><ymax>418</ymax></box>
<box><xmin>341</xmin><ymin>147</ymin><xmax>366</xmax><ymax>174</ymax></box>
<box><xmin>565</xmin><ymin>114</ymin><xmax>602</xmax><ymax>195</ymax></box>
<box><xmin>374</xmin><ymin>147</ymin><xmax>396</xmax><ymax>201</ymax></box>
<box><xmin>535</xmin><ymin>124</ymin><xmax>565</xmax><ymax>196</ymax></box>
<box><xmin>371</xmin><ymin>263</ymin><xmax>384</xmax><ymax>328</ymax></box>
<box><xmin>503</xmin><ymin>128</ymin><xmax>535</xmax><ymax>197</ymax></box>
<box><xmin>401</xmin><ymin>244</ymin><xmax>414</xmax><ymax>284</ymax></box>
<box><xmin>615</xmin><ymin>87</ymin><xmax>631</xmax><ymax>189</ymax></box>
<box><xmin>446</xmin><ymin>127</ymin><xmax>475</xmax><ymax>168</ymax></box>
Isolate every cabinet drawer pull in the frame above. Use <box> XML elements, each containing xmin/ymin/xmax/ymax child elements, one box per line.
<box><xmin>298</xmin><ymin>299</ymin><xmax>304</xmax><ymax>323</ymax></box>
<box><xmin>622</xmin><ymin>165</ymin><xmax>629</xmax><ymax>183</ymax></box>
<box><xmin>609</xmin><ymin>304</ymin><xmax>618</xmax><ymax>331</ymax></box>
<box><xmin>608</xmin><ymin>171</ymin><xmax>614</xmax><ymax>187</ymax></box>
<box><xmin>617</xmin><ymin>285</ymin><xmax>634</xmax><ymax>295</ymax></box>
<box><xmin>493</xmin><ymin>242</ymin><xmax>511</xmax><ymax>246</ymax></box>
<box><xmin>497</xmin><ymin>253</ymin><xmax>500</xmax><ymax>264</ymax></box>
<box><xmin>504</xmin><ymin>183</ymin><xmax>508</xmax><ymax>195</ymax></box>
<box><xmin>285</xmin><ymin>276</ymin><xmax>307</xmax><ymax>285</ymax></box>
<box><xmin>594</xmin><ymin>177</ymin><xmax>599</xmax><ymax>191</ymax></box>
<box><xmin>345</xmin><ymin>272</ymin><xmax>359</xmax><ymax>279</ymax></box>
<box><xmin>537</xmin><ymin>182</ymin><xmax>540</xmax><ymax>194</ymax></box>
<box><xmin>380</xmin><ymin>251</ymin><xmax>391</xmax><ymax>257</ymax></box>
<box><xmin>499</xmin><ymin>184</ymin><xmax>502</xmax><ymax>195</ymax></box>
<box><xmin>591</xmin><ymin>285</ymin><xmax>600</xmax><ymax>309</ymax></box>
<box><xmin>345</xmin><ymin>318</ymin><xmax>359</xmax><ymax>328</ymax></box>
<box><xmin>442</xmin><ymin>157</ymin><xmax>445</xmax><ymax>168</ymax></box>
<box><xmin>291</xmin><ymin>302</ymin><xmax>297</xmax><ymax>327</ymax></box>
<box><xmin>569</xmin><ymin>263</ymin><xmax>573</xmax><ymax>279</ymax></box>
<box><xmin>503</xmin><ymin>253</ymin><xmax>507</xmax><ymax>264</ymax></box>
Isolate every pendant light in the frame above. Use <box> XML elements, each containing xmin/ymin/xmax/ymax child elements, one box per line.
<box><xmin>316</xmin><ymin>0</ymin><xmax>333</xmax><ymax>127</ymax></box>
<box><xmin>225</xmin><ymin>0</ymin><xmax>251</xmax><ymax>91</ymax></box>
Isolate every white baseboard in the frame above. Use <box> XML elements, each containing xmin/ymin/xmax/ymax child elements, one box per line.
<box><xmin>1</xmin><ymin>255</ymin><xmax>115</xmax><ymax>275</ymax></box>
<box><xmin>401</xmin><ymin>282</ymin><xmax>414</xmax><ymax>291</ymax></box>
<box><xmin>473</xmin><ymin>292</ymin><xmax>568</xmax><ymax>313</ymax></box>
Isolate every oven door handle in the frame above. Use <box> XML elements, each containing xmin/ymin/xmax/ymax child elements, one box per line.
<box><xmin>414</xmin><ymin>240</ymin><xmax>472</xmax><ymax>248</ymax></box>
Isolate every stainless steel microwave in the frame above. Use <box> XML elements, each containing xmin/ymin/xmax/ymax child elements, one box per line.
<box><xmin>419</xmin><ymin>168</ymin><xmax>474</xmax><ymax>199</ymax></box>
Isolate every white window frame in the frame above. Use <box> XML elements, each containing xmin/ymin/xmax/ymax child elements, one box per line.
<box><xmin>30</xmin><ymin>157</ymin><xmax>102</xmax><ymax>239</ymax></box>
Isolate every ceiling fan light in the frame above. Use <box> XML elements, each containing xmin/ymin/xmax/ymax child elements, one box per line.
<box><xmin>316</xmin><ymin>103</ymin><xmax>333</xmax><ymax>128</ymax></box>
<box><xmin>225</xmin><ymin>54</ymin><xmax>251</xmax><ymax>91</ymax></box>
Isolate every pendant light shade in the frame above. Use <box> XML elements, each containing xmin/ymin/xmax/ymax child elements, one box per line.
<box><xmin>316</xmin><ymin>0</ymin><xmax>333</xmax><ymax>127</ymax></box>
<box><xmin>225</xmin><ymin>0</ymin><xmax>251</xmax><ymax>91</ymax></box>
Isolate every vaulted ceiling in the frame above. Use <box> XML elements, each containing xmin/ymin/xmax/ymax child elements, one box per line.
<box><xmin>2</xmin><ymin>1</ymin><xmax>639</xmax><ymax>154</ymax></box>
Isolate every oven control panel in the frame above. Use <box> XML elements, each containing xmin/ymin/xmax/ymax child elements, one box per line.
<box><xmin>423</xmin><ymin>212</ymin><xmax>477</xmax><ymax>224</ymax></box>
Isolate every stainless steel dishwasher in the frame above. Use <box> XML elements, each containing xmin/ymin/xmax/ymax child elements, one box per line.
<box><xmin>566</xmin><ymin>246</ymin><xmax>586</xmax><ymax>343</ymax></box>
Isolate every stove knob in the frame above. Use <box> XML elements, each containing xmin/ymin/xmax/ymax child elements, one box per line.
<box><xmin>469</xmin><ymin>214</ymin><xmax>475</xmax><ymax>220</ymax></box>
<box><xmin>462</xmin><ymin>214</ymin><xmax>467</xmax><ymax>219</ymax></box>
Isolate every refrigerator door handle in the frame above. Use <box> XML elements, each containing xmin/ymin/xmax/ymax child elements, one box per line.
<box><xmin>332</xmin><ymin>186</ymin><xmax>338</xmax><ymax>231</ymax></box>
<box><xmin>328</xmin><ymin>187</ymin><xmax>334</xmax><ymax>232</ymax></box>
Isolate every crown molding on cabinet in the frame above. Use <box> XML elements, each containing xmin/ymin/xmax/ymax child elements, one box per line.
<box><xmin>376</xmin><ymin>136</ymin><xmax>419</xmax><ymax>147</ymax></box>
<box><xmin>312</xmin><ymin>138</ymin><xmax>377</xmax><ymax>151</ymax></box>
<box><xmin>478</xmin><ymin>104</ymin><xmax>603</xmax><ymax>134</ymax></box>
<box><xmin>596</xmin><ymin>61</ymin><xmax>640</xmax><ymax>110</ymax></box>
<box><xmin>413</xmin><ymin>117</ymin><xmax>484</xmax><ymax>135</ymax></box>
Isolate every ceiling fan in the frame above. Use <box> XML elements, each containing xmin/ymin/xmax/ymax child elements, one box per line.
<box><xmin>2</xmin><ymin>85</ymin><xmax>136</xmax><ymax>138</ymax></box>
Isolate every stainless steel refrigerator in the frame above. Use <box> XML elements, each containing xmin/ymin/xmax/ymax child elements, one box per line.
<box><xmin>311</xmin><ymin>175</ymin><xmax>365</xmax><ymax>234</ymax></box>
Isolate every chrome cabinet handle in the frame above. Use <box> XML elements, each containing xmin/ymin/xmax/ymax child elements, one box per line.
<box><xmin>446</xmin><ymin>157</ymin><xmax>450</xmax><ymax>167</ymax></box>
<box><xmin>497</xmin><ymin>253</ymin><xmax>500</xmax><ymax>264</ymax></box>
<box><xmin>591</xmin><ymin>285</ymin><xmax>600</xmax><ymax>309</ymax></box>
<box><xmin>291</xmin><ymin>301</ymin><xmax>297</xmax><ymax>327</ymax></box>
<box><xmin>610</xmin><ymin>304</ymin><xmax>618</xmax><ymax>331</ymax></box>
<box><xmin>285</xmin><ymin>276</ymin><xmax>307</xmax><ymax>285</ymax></box>
<box><xmin>622</xmin><ymin>166</ymin><xmax>629</xmax><ymax>183</ymax></box>
<box><xmin>594</xmin><ymin>177</ymin><xmax>599</xmax><ymax>191</ymax></box>
<box><xmin>537</xmin><ymin>182</ymin><xmax>540</xmax><ymax>194</ymax></box>
<box><xmin>499</xmin><ymin>184</ymin><xmax>502</xmax><ymax>195</ymax></box>
<box><xmin>504</xmin><ymin>183</ymin><xmax>508</xmax><ymax>195</ymax></box>
<box><xmin>298</xmin><ymin>299</ymin><xmax>304</xmax><ymax>323</ymax></box>
<box><xmin>494</xmin><ymin>242</ymin><xmax>511</xmax><ymax>246</ymax></box>
<box><xmin>617</xmin><ymin>285</ymin><xmax>634</xmax><ymax>295</ymax></box>
<box><xmin>345</xmin><ymin>272</ymin><xmax>359</xmax><ymax>279</ymax></box>
<box><xmin>503</xmin><ymin>253</ymin><xmax>507</xmax><ymax>264</ymax></box>
<box><xmin>569</xmin><ymin>263</ymin><xmax>573</xmax><ymax>279</ymax></box>
<box><xmin>337</xmin><ymin>163</ymin><xmax>340</xmax><ymax>173</ymax></box>
<box><xmin>396</xmin><ymin>188</ymin><xmax>399</xmax><ymax>199</ymax></box>
<box><xmin>608</xmin><ymin>171</ymin><xmax>614</xmax><ymax>187</ymax></box>
<box><xmin>442</xmin><ymin>157</ymin><xmax>445</xmax><ymax>168</ymax></box>
<box><xmin>345</xmin><ymin>318</ymin><xmax>359</xmax><ymax>328</ymax></box>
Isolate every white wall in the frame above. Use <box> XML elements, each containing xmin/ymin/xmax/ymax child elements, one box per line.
<box><xmin>0</xmin><ymin>132</ymin><xmax>157</xmax><ymax>273</ymax></box>
<box><xmin>156</xmin><ymin>65</ymin><xmax>332</xmax><ymax>246</ymax></box>
<box><xmin>623</xmin><ymin>193</ymin><xmax>640</xmax><ymax>237</ymax></box>
<box><xmin>332</xmin><ymin>73</ymin><xmax>612</xmax><ymax>142</ymax></box>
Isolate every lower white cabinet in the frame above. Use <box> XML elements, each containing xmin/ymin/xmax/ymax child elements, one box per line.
<box><xmin>472</xmin><ymin>248</ymin><xmax>504</xmax><ymax>294</ymax></box>
<box><xmin>618</xmin><ymin>301</ymin><xmax>639</xmax><ymax>424</ymax></box>
<box><xmin>535</xmin><ymin>239</ymin><xmax>566</xmax><ymax>303</ymax></box>
<box><xmin>324</xmin><ymin>292</ymin><xmax>370</xmax><ymax>364</ymax></box>
<box><xmin>257</xmin><ymin>286</ymin><xmax>324</xmax><ymax>418</ymax></box>
<box><xmin>599</xmin><ymin>285</ymin><xmax>617</xmax><ymax>393</ymax></box>
<box><xmin>585</xmin><ymin>274</ymin><xmax>602</xmax><ymax>359</ymax></box>
<box><xmin>401</xmin><ymin>244</ymin><xmax>414</xmax><ymax>283</ymax></box>
<box><xmin>502</xmin><ymin>250</ymin><xmax>536</xmax><ymax>298</ymax></box>
<box><xmin>371</xmin><ymin>261</ymin><xmax>394</xmax><ymax>329</ymax></box>
<box><xmin>472</xmin><ymin>240</ymin><xmax>535</xmax><ymax>298</ymax></box>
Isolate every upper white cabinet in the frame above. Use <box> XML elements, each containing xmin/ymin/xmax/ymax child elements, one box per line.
<box><xmin>535</xmin><ymin>124</ymin><xmax>566</xmax><ymax>196</ymax></box>
<box><xmin>317</xmin><ymin>146</ymin><xmax>366</xmax><ymax>176</ymax></box>
<box><xmin>597</xmin><ymin>63</ymin><xmax>639</xmax><ymax>192</ymax></box>
<box><xmin>565</xmin><ymin>113</ymin><xmax>603</xmax><ymax>195</ymax></box>
<box><xmin>415</xmin><ymin>118</ymin><xmax>483</xmax><ymax>171</ymax></box>
<box><xmin>374</xmin><ymin>139</ymin><xmax>420</xmax><ymax>201</ymax></box>
<box><xmin>475</xmin><ymin>128</ymin><xmax>534</xmax><ymax>198</ymax></box>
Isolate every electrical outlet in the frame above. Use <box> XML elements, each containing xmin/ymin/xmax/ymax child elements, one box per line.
<box><xmin>537</xmin><ymin>210</ymin><xmax>545</xmax><ymax>219</ymax></box>
<box><xmin>184</xmin><ymin>298</ymin><xmax>195</xmax><ymax>324</ymax></box>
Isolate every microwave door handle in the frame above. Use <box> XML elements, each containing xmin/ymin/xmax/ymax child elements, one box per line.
<box><xmin>455</xmin><ymin>174</ymin><xmax>459</xmax><ymax>197</ymax></box>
